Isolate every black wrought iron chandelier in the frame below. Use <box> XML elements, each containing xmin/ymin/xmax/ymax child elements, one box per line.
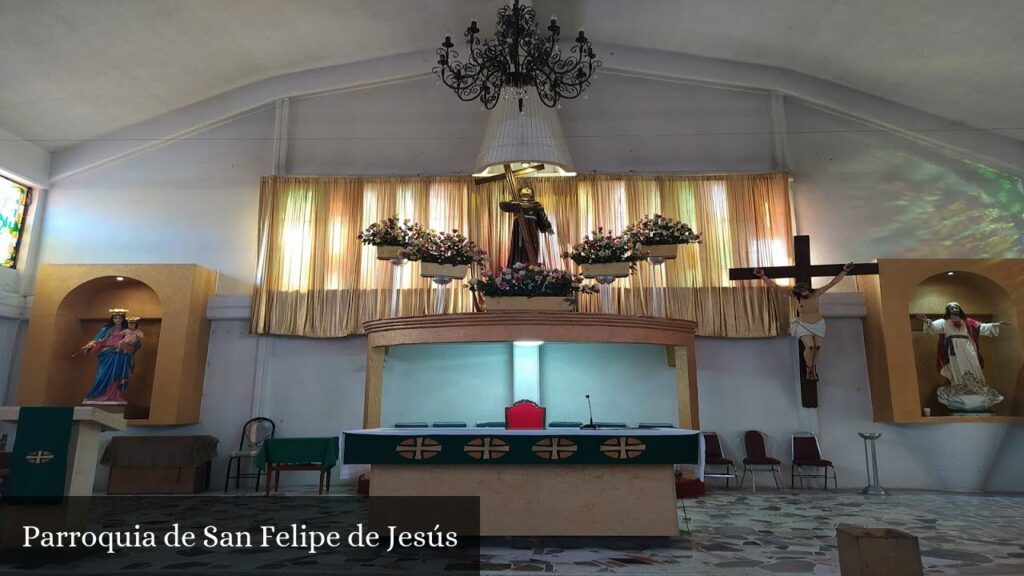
<box><xmin>433</xmin><ymin>0</ymin><xmax>601</xmax><ymax>111</ymax></box>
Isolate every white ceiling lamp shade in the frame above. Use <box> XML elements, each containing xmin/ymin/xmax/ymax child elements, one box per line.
<box><xmin>474</xmin><ymin>88</ymin><xmax>575</xmax><ymax>178</ymax></box>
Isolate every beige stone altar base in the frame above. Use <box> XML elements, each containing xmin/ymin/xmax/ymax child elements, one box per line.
<box><xmin>368</xmin><ymin>464</ymin><xmax>679</xmax><ymax>536</ymax></box>
<box><xmin>0</xmin><ymin>406</ymin><xmax>127</xmax><ymax>496</ymax></box>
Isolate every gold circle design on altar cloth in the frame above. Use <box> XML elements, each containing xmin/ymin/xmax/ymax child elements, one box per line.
<box><xmin>600</xmin><ymin>437</ymin><xmax>646</xmax><ymax>460</ymax></box>
<box><xmin>25</xmin><ymin>450</ymin><xmax>55</xmax><ymax>464</ymax></box>
<box><xmin>532</xmin><ymin>437</ymin><xmax>578</xmax><ymax>460</ymax></box>
<box><xmin>396</xmin><ymin>437</ymin><xmax>442</xmax><ymax>460</ymax></box>
<box><xmin>463</xmin><ymin>437</ymin><xmax>510</xmax><ymax>460</ymax></box>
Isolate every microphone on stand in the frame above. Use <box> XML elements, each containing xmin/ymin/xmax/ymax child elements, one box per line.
<box><xmin>580</xmin><ymin>394</ymin><xmax>598</xmax><ymax>429</ymax></box>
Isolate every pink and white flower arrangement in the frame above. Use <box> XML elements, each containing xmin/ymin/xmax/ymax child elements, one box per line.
<box><xmin>469</xmin><ymin>263</ymin><xmax>599</xmax><ymax>298</ymax></box>
<box><xmin>358</xmin><ymin>216</ymin><xmax>421</xmax><ymax>247</ymax></box>
<box><xmin>623</xmin><ymin>214</ymin><xmax>702</xmax><ymax>246</ymax></box>
<box><xmin>402</xmin><ymin>228</ymin><xmax>488</xmax><ymax>266</ymax></box>
<box><xmin>563</xmin><ymin>227</ymin><xmax>648</xmax><ymax>264</ymax></box>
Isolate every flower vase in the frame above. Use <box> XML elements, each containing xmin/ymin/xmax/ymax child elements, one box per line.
<box><xmin>580</xmin><ymin>262</ymin><xmax>631</xmax><ymax>279</ymax></box>
<box><xmin>376</xmin><ymin>245</ymin><xmax>404</xmax><ymax>261</ymax></box>
<box><xmin>486</xmin><ymin>296</ymin><xmax>573</xmax><ymax>312</ymax></box>
<box><xmin>642</xmin><ymin>244</ymin><xmax>678</xmax><ymax>260</ymax></box>
<box><xmin>420</xmin><ymin>262</ymin><xmax>469</xmax><ymax>280</ymax></box>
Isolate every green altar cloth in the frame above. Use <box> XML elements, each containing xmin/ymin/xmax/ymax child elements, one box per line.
<box><xmin>8</xmin><ymin>406</ymin><xmax>74</xmax><ymax>502</ymax></box>
<box><xmin>343</xmin><ymin>428</ymin><xmax>701</xmax><ymax>466</ymax></box>
<box><xmin>254</xmin><ymin>437</ymin><xmax>339</xmax><ymax>471</ymax></box>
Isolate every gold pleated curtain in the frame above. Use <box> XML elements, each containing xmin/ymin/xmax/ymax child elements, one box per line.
<box><xmin>251</xmin><ymin>172</ymin><xmax>793</xmax><ymax>338</ymax></box>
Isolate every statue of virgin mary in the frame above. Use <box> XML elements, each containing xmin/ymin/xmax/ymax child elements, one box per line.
<box><xmin>80</xmin><ymin>308</ymin><xmax>142</xmax><ymax>404</ymax></box>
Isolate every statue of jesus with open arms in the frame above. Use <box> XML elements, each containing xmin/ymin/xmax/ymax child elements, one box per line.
<box><xmin>917</xmin><ymin>302</ymin><xmax>1008</xmax><ymax>412</ymax></box>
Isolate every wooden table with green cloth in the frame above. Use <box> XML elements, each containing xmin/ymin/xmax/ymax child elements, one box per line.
<box><xmin>254</xmin><ymin>437</ymin><xmax>339</xmax><ymax>495</ymax></box>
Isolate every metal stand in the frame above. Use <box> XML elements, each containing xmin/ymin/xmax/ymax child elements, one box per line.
<box><xmin>431</xmin><ymin>277</ymin><xmax>452</xmax><ymax>315</ymax></box>
<box><xmin>595</xmin><ymin>275</ymin><xmax>615</xmax><ymax>313</ymax></box>
<box><xmin>648</xmin><ymin>258</ymin><xmax>667</xmax><ymax>317</ymax></box>
<box><xmin>858</xmin><ymin>432</ymin><xmax>888</xmax><ymax>495</ymax></box>
<box><xmin>389</xmin><ymin>261</ymin><xmax>404</xmax><ymax>318</ymax></box>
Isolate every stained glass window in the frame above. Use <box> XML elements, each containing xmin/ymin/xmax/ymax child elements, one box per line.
<box><xmin>0</xmin><ymin>175</ymin><xmax>30</xmax><ymax>269</ymax></box>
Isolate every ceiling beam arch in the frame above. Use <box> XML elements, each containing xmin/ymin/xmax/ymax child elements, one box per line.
<box><xmin>49</xmin><ymin>45</ymin><xmax>1023</xmax><ymax>182</ymax></box>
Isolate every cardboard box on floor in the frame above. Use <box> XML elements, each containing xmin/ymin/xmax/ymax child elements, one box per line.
<box><xmin>837</xmin><ymin>526</ymin><xmax>924</xmax><ymax>576</ymax></box>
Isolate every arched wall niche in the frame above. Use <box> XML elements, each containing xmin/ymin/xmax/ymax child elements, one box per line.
<box><xmin>50</xmin><ymin>276</ymin><xmax>163</xmax><ymax>417</ymax></box>
<box><xmin>17</xmin><ymin>264</ymin><xmax>217</xmax><ymax>425</ymax></box>
<box><xmin>860</xmin><ymin>259</ymin><xmax>1024</xmax><ymax>423</ymax></box>
<box><xmin>910</xmin><ymin>271</ymin><xmax>1022</xmax><ymax>416</ymax></box>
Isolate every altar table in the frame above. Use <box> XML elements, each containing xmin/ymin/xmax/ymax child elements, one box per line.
<box><xmin>343</xmin><ymin>428</ymin><xmax>703</xmax><ymax>536</ymax></box>
<box><xmin>255</xmin><ymin>437</ymin><xmax>339</xmax><ymax>495</ymax></box>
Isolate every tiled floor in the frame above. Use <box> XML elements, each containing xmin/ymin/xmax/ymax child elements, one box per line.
<box><xmin>1</xmin><ymin>489</ymin><xmax>1021</xmax><ymax>575</ymax></box>
<box><xmin>484</xmin><ymin>490</ymin><xmax>1024</xmax><ymax>575</ymax></box>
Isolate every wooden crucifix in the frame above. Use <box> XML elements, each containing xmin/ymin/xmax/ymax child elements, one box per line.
<box><xmin>729</xmin><ymin>235</ymin><xmax>879</xmax><ymax>408</ymax></box>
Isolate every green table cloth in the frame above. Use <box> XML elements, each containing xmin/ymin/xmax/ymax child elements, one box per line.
<box><xmin>254</xmin><ymin>437</ymin><xmax>339</xmax><ymax>471</ymax></box>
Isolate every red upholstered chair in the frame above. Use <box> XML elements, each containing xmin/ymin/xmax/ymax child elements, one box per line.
<box><xmin>791</xmin><ymin>434</ymin><xmax>836</xmax><ymax>491</ymax></box>
<box><xmin>505</xmin><ymin>400</ymin><xmax>546</xmax><ymax>430</ymax></box>
<box><xmin>740</xmin><ymin>430</ymin><xmax>782</xmax><ymax>491</ymax></box>
<box><xmin>701</xmin><ymin>432</ymin><xmax>736</xmax><ymax>489</ymax></box>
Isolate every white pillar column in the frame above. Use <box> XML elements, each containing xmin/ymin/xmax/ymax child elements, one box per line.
<box><xmin>512</xmin><ymin>342</ymin><xmax>541</xmax><ymax>402</ymax></box>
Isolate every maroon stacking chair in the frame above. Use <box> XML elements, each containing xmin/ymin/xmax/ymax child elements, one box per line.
<box><xmin>740</xmin><ymin>430</ymin><xmax>782</xmax><ymax>491</ymax></box>
<box><xmin>791</xmin><ymin>434</ymin><xmax>836</xmax><ymax>491</ymax></box>
<box><xmin>505</xmin><ymin>399</ymin><xmax>546</xmax><ymax>430</ymax></box>
<box><xmin>701</xmin><ymin>432</ymin><xmax>736</xmax><ymax>489</ymax></box>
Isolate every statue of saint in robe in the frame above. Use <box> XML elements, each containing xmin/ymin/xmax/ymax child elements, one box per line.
<box><xmin>499</xmin><ymin>186</ymin><xmax>552</xmax><ymax>267</ymax></box>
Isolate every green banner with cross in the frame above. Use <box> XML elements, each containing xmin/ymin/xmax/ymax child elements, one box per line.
<box><xmin>343</xmin><ymin>431</ymin><xmax>699</xmax><ymax>466</ymax></box>
<box><xmin>8</xmin><ymin>406</ymin><xmax>74</xmax><ymax>503</ymax></box>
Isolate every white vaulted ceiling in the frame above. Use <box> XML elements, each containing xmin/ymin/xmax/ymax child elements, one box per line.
<box><xmin>1</xmin><ymin>0</ymin><xmax>1022</xmax><ymax>150</ymax></box>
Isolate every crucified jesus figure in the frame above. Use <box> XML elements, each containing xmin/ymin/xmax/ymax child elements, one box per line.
<box><xmin>754</xmin><ymin>262</ymin><xmax>854</xmax><ymax>380</ymax></box>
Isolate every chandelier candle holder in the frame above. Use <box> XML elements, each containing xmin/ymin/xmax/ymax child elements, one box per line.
<box><xmin>434</xmin><ymin>0</ymin><xmax>601</xmax><ymax>113</ymax></box>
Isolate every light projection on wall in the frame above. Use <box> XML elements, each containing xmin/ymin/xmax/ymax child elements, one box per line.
<box><xmin>841</xmin><ymin>151</ymin><xmax>1024</xmax><ymax>257</ymax></box>
<box><xmin>0</xmin><ymin>175</ymin><xmax>30</xmax><ymax>269</ymax></box>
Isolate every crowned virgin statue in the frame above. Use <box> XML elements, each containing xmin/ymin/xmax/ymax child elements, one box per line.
<box><xmin>80</xmin><ymin>308</ymin><xmax>143</xmax><ymax>404</ymax></box>
<box><xmin>917</xmin><ymin>302</ymin><xmax>1008</xmax><ymax>413</ymax></box>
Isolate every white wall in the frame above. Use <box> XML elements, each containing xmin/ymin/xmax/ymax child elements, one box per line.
<box><xmin>381</xmin><ymin>343</ymin><xmax>513</xmax><ymax>426</ymax></box>
<box><xmin>37</xmin><ymin>106</ymin><xmax>275</xmax><ymax>296</ymax></box>
<box><xmin>558</xmin><ymin>75</ymin><xmax>773</xmax><ymax>173</ymax></box>
<box><xmin>788</xmin><ymin>100</ymin><xmax>1024</xmax><ymax>263</ymax></box>
<box><xmin>540</xmin><ymin>343</ymin><xmax>679</xmax><ymax>426</ymax></box>
<box><xmin>10</xmin><ymin>63</ymin><xmax>1024</xmax><ymax>493</ymax></box>
<box><xmin>0</xmin><ymin>125</ymin><xmax>50</xmax><ymax>189</ymax></box>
